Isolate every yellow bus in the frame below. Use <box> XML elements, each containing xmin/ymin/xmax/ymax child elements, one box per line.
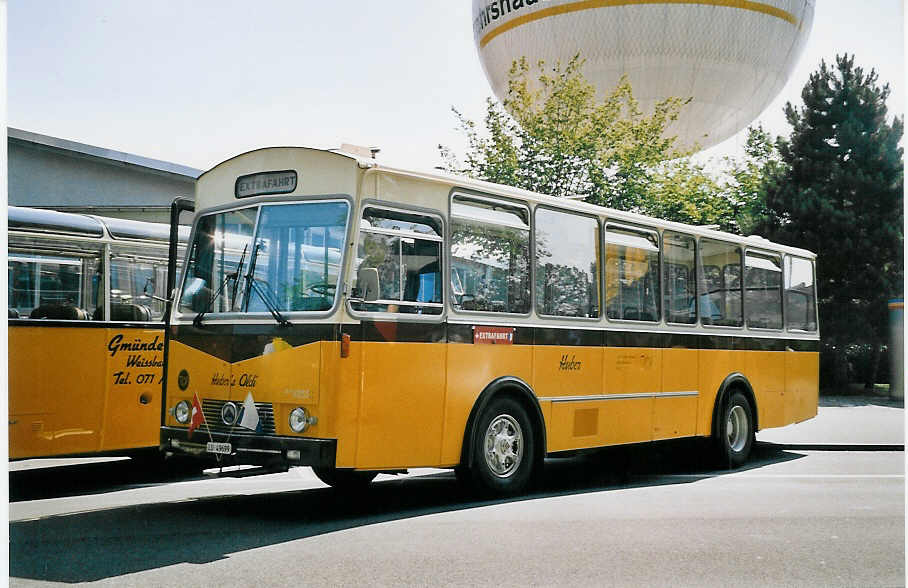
<box><xmin>160</xmin><ymin>147</ymin><xmax>819</xmax><ymax>494</ymax></box>
<box><xmin>9</xmin><ymin>206</ymin><xmax>188</xmax><ymax>460</ymax></box>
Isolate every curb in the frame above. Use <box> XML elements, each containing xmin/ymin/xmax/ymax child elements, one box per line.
<box><xmin>758</xmin><ymin>442</ymin><xmax>904</xmax><ymax>452</ymax></box>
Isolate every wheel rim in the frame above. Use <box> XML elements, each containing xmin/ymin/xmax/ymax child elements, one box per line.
<box><xmin>726</xmin><ymin>405</ymin><xmax>749</xmax><ymax>453</ymax></box>
<box><xmin>483</xmin><ymin>414</ymin><xmax>524</xmax><ymax>478</ymax></box>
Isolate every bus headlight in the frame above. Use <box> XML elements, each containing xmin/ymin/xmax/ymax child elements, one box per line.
<box><xmin>289</xmin><ymin>407</ymin><xmax>310</xmax><ymax>433</ymax></box>
<box><xmin>174</xmin><ymin>400</ymin><xmax>191</xmax><ymax>424</ymax></box>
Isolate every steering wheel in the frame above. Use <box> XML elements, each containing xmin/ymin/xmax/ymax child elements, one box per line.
<box><xmin>306</xmin><ymin>282</ymin><xmax>336</xmax><ymax>296</ymax></box>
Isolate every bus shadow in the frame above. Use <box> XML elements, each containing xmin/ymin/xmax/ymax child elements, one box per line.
<box><xmin>8</xmin><ymin>456</ymin><xmax>211</xmax><ymax>502</ymax></box>
<box><xmin>10</xmin><ymin>441</ymin><xmax>802</xmax><ymax>583</ymax></box>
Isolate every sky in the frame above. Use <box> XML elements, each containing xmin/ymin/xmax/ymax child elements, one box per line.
<box><xmin>6</xmin><ymin>0</ymin><xmax>905</xmax><ymax>175</ymax></box>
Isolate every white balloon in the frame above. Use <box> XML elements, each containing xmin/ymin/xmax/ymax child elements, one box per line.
<box><xmin>473</xmin><ymin>0</ymin><xmax>815</xmax><ymax>151</ymax></box>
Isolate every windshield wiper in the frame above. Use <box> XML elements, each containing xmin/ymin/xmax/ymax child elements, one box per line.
<box><xmin>249</xmin><ymin>278</ymin><xmax>291</xmax><ymax>327</ymax></box>
<box><xmin>193</xmin><ymin>243</ymin><xmax>248</xmax><ymax>328</ymax></box>
<box><xmin>193</xmin><ymin>273</ymin><xmax>234</xmax><ymax>328</ymax></box>
<box><xmin>230</xmin><ymin>243</ymin><xmax>249</xmax><ymax>312</ymax></box>
<box><xmin>242</xmin><ymin>240</ymin><xmax>291</xmax><ymax>327</ymax></box>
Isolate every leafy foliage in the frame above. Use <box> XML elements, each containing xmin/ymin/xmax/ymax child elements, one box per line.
<box><xmin>439</xmin><ymin>55</ymin><xmax>780</xmax><ymax>233</ymax></box>
<box><xmin>720</xmin><ymin>125</ymin><xmax>787</xmax><ymax>235</ymax></box>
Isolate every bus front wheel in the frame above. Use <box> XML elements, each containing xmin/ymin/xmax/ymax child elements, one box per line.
<box><xmin>312</xmin><ymin>467</ymin><xmax>377</xmax><ymax>490</ymax></box>
<box><xmin>464</xmin><ymin>396</ymin><xmax>535</xmax><ymax>495</ymax></box>
<box><xmin>714</xmin><ymin>391</ymin><xmax>755</xmax><ymax>468</ymax></box>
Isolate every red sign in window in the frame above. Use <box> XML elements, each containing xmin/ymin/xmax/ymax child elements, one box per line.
<box><xmin>473</xmin><ymin>326</ymin><xmax>516</xmax><ymax>345</ymax></box>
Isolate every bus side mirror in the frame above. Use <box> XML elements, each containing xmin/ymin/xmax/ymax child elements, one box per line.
<box><xmin>357</xmin><ymin>268</ymin><xmax>380</xmax><ymax>302</ymax></box>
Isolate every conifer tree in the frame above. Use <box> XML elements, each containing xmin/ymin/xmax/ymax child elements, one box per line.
<box><xmin>760</xmin><ymin>54</ymin><xmax>903</xmax><ymax>388</ymax></box>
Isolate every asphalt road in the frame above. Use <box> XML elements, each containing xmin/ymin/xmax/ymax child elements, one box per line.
<box><xmin>9</xmin><ymin>440</ymin><xmax>904</xmax><ymax>587</ymax></box>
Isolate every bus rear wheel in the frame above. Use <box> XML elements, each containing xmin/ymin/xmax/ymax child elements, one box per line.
<box><xmin>312</xmin><ymin>467</ymin><xmax>377</xmax><ymax>490</ymax></box>
<box><xmin>714</xmin><ymin>391</ymin><xmax>754</xmax><ymax>468</ymax></box>
<box><xmin>464</xmin><ymin>396</ymin><xmax>535</xmax><ymax>495</ymax></box>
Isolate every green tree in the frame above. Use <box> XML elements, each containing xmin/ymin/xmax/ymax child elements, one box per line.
<box><xmin>646</xmin><ymin>158</ymin><xmax>734</xmax><ymax>229</ymax></box>
<box><xmin>720</xmin><ymin>125</ymin><xmax>787</xmax><ymax>235</ymax></box>
<box><xmin>758</xmin><ymin>54</ymin><xmax>904</xmax><ymax>389</ymax></box>
<box><xmin>440</xmin><ymin>55</ymin><xmax>742</xmax><ymax>227</ymax></box>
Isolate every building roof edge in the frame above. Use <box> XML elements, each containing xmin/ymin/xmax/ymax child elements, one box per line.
<box><xmin>7</xmin><ymin>127</ymin><xmax>203</xmax><ymax>179</ymax></box>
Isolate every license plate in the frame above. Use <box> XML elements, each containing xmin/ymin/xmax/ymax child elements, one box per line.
<box><xmin>206</xmin><ymin>442</ymin><xmax>232</xmax><ymax>455</ymax></box>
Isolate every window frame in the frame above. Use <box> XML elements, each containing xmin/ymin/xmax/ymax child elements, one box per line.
<box><xmin>533</xmin><ymin>204</ymin><xmax>602</xmax><ymax>322</ymax></box>
<box><xmin>173</xmin><ymin>194</ymin><xmax>354</xmax><ymax>323</ymax></box>
<box><xmin>662</xmin><ymin>230</ymin><xmax>698</xmax><ymax>327</ymax></box>
<box><xmin>743</xmin><ymin>248</ymin><xmax>784</xmax><ymax>332</ymax></box>
<box><xmin>603</xmin><ymin>221</ymin><xmax>662</xmax><ymax>325</ymax></box>
<box><xmin>346</xmin><ymin>199</ymin><xmax>446</xmax><ymax>322</ymax></box>
<box><xmin>783</xmin><ymin>254</ymin><xmax>819</xmax><ymax>334</ymax></box>
<box><xmin>8</xmin><ymin>253</ymin><xmax>85</xmax><ymax>315</ymax></box>
<box><xmin>696</xmin><ymin>237</ymin><xmax>745</xmax><ymax>330</ymax></box>
<box><xmin>448</xmin><ymin>190</ymin><xmax>533</xmax><ymax>319</ymax></box>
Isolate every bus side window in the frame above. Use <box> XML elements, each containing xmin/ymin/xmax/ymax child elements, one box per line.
<box><xmin>699</xmin><ymin>239</ymin><xmax>743</xmax><ymax>327</ymax></box>
<box><xmin>604</xmin><ymin>225</ymin><xmax>660</xmax><ymax>322</ymax></box>
<box><xmin>663</xmin><ymin>232</ymin><xmax>696</xmax><ymax>324</ymax></box>
<box><xmin>9</xmin><ymin>255</ymin><xmax>87</xmax><ymax>319</ymax></box>
<box><xmin>534</xmin><ymin>207</ymin><xmax>600</xmax><ymax>319</ymax></box>
<box><xmin>450</xmin><ymin>196</ymin><xmax>530</xmax><ymax>315</ymax></box>
<box><xmin>351</xmin><ymin>207</ymin><xmax>444</xmax><ymax>315</ymax></box>
<box><xmin>744</xmin><ymin>252</ymin><xmax>783</xmax><ymax>330</ymax></box>
<box><xmin>784</xmin><ymin>256</ymin><xmax>818</xmax><ymax>331</ymax></box>
<box><xmin>9</xmin><ymin>259</ymin><xmax>37</xmax><ymax>316</ymax></box>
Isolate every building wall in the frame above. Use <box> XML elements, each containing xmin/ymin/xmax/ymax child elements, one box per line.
<box><xmin>8</xmin><ymin>132</ymin><xmax>198</xmax><ymax>224</ymax></box>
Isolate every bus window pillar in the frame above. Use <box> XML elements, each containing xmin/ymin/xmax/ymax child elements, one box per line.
<box><xmin>103</xmin><ymin>242</ymin><xmax>111</xmax><ymax>320</ymax></box>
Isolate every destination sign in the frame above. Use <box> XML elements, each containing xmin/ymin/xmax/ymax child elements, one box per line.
<box><xmin>235</xmin><ymin>170</ymin><xmax>297</xmax><ymax>198</ymax></box>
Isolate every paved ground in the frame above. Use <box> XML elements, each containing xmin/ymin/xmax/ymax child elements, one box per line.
<box><xmin>757</xmin><ymin>396</ymin><xmax>904</xmax><ymax>446</ymax></box>
<box><xmin>7</xmin><ymin>397</ymin><xmax>905</xmax><ymax>587</ymax></box>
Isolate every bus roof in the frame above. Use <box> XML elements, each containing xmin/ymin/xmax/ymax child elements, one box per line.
<box><xmin>8</xmin><ymin>206</ymin><xmax>190</xmax><ymax>243</ymax></box>
<box><xmin>197</xmin><ymin>146</ymin><xmax>818</xmax><ymax>260</ymax></box>
<box><xmin>9</xmin><ymin>206</ymin><xmax>105</xmax><ymax>238</ymax></box>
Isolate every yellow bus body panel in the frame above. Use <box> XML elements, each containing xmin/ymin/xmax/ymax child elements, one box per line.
<box><xmin>745</xmin><ymin>350</ymin><xmax>788</xmax><ymax>429</ymax></box>
<box><xmin>602</xmin><ymin>347</ymin><xmax>660</xmax><ymax>444</ymax></box>
<box><xmin>9</xmin><ymin>325</ymin><xmax>165</xmax><ymax>459</ymax></box>
<box><xmin>785</xmin><ymin>350</ymin><xmax>820</xmax><ymax>424</ymax></box>
<box><xmin>163</xmin><ymin>340</ymin><xmax>231</xmax><ymax>429</ymax></box>
<box><xmin>656</xmin><ymin>348</ymin><xmax>699</xmax><ymax>440</ymax></box>
<box><xmin>163</xmin><ymin>334</ymin><xmax>818</xmax><ymax>469</ymax></box>
<box><xmin>442</xmin><ymin>343</ymin><xmax>534</xmax><ymax>465</ymax></box>
<box><xmin>230</xmin><ymin>340</ymin><xmax>322</xmax><ymax>438</ymax></box>
<box><xmin>355</xmin><ymin>341</ymin><xmax>447</xmax><ymax>469</ymax></box>
<box><xmin>535</xmin><ymin>345</ymin><xmax>602</xmax><ymax>452</ymax></box>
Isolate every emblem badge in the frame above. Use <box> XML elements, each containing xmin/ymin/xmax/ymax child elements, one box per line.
<box><xmin>220</xmin><ymin>402</ymin><xmax>239</xmax><ymax>426</ymax></box>
<box><xmin>178</xmin><ymin>369</ymin><xmax>189</xmax><ymax>391</ymax></box>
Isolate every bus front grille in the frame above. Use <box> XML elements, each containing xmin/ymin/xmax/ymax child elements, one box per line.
<box><xmin>201</xmin><ymin>399</ymin><xmax>276</xmax><ymax>435</ymax></box>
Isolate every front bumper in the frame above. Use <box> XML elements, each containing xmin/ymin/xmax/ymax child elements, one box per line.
<box><xmin>160</xmin><ymin>426</ymin><xmax>336</xmax><ymax>468</ymax></box>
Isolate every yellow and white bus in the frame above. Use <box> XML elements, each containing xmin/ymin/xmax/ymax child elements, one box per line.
<box><xmin>160</xmin><ymin>147</ymin><xmax>819</xmax><ymax>494</ymax></box>
<box><xmin>9</xmin><ymin>206</ymin><xmax>188</xmax><ymax>460</ymax></box>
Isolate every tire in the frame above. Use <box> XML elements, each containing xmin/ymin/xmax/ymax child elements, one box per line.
<box><xmin>312</xmin><ymin>466</ymin><xmax>377</xmax><ymax>490</ymax></box>
<box><xmin>464</xmin><ymin>396</ymin><xmax>535</xmax><ymax>496</ymax></box>
<box><xmin>714</xmin><ymin>391</ymin><xmax>755</xmax><ymax>468</ymax></box>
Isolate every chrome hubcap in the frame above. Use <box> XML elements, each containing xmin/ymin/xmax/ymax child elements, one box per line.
<box><xmin>484</xmin><ymin>414</ymin><xmax>523</xmax><ymax>478</ymax></box>
<box><xmin>727</xmin><ymin>405</ymin><xmax>748</xmax><ymax>453</ymax></box>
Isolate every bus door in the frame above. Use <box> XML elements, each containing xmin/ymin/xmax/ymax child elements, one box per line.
<box><xmin>656</xmin><ymin>232</ymin><xmax>701</xmax><ymax>441</ymax></box>
<box><xmin>531</xmin><ymin>207</ymin><xmax>604</xmax><ymax>452</ymax></box>
<box><xmin>100</xmin><ymin>326</ymin><xmax>166</xmax><ymax>452</ymax></box>
<box><xmin>8</xmin><ymin>251</ymin><xmax>105</xmax><ymax>458</ymax></box>
<box><xmin>349</xmin><ymin>206</ymin><xmax>447</xmax><ymax>469</ymax></box>
<box><xmin>602</xmin><ymin>225</ymin><xmax>661</xmax><ymax>445</ymax></box>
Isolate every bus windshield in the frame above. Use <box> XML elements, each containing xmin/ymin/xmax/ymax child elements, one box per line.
<box><xmin>179</xmin><ymin>201</ymin><xmax>349</xmax><ymax>316</ymax></box>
